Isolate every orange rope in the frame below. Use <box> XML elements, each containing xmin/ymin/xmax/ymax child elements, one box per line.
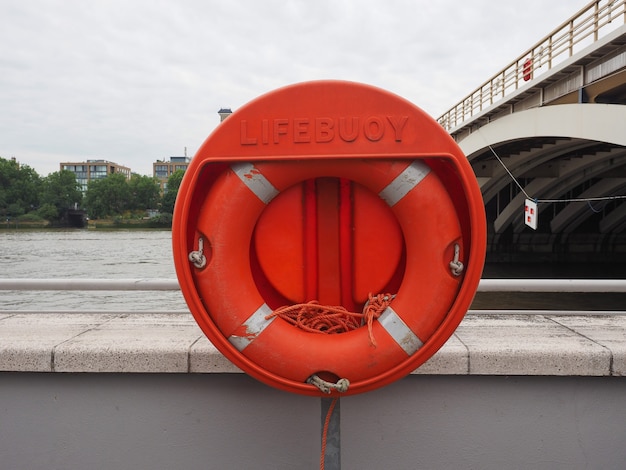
<box><xmin>266</xmin><ymin>293</ymin><xmax>393</xmax><ymax>347</ymax></box>
<box><xmin>320</xmin><ymin>396</ymin><xmax>338</xmax><ymax>470</ymax></box>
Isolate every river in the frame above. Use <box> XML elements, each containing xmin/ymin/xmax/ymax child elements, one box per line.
<box><xmin>0</xmin><ymin>229</ymin><xmax>187</xmax><ymax>312</ymax></box>
<box><xmin>1</xmin><ymin>229</ymin><xmax>625</xmax><ymax>312</ymax></box>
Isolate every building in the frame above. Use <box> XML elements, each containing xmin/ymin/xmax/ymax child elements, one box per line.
<box><xmin>153</xmin><ymin>155</ymin><xmax>191</xmax><ymax>192</ymax></box>
<box><xmin>152</xmin><ymin>110</ymin><xmax>231</xmax><ymax>192</ymax></box>
<box><xmin>60</xmin><ymin>159</ymin><xmax>131</xmax><ymax>192</ymax></box>
<box><xmin>218</xmin><ymin>108</ymin><xmax>232</xmax><ymax>122</ymax></box>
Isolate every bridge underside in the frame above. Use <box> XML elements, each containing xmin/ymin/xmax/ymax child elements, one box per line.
<box><xmin>459</xmin><ymin>104</ymin><xmax>626</xmax><ymax>262</ymax></box>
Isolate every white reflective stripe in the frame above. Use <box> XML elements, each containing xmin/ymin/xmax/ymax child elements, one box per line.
<box><xmin>378</xmin><ymin>306</ymin><xmax>423</xmax><ymax>355</ymax></box>
<box><xmin>379</xmin><ymin>160</ymin><xmax>430</xmax><ymax>207</ymax></box>
<box><xmin>231</xmin><ymin>162</ymin><xmax>279</xmax><ymax>204</ymax></box>
<box><xmin>228</xmin><ymin>303</ymin><xmax>275</xmax><ymax>351</ymax></box>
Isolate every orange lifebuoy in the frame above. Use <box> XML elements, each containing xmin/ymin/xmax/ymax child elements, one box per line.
<box><xmin>186</xmin><ymin>158</ymin><xmax>463</xmax><ymax>395</ymax></box>
<box><xmin>523</xmin><ymin>58</ymin><xmax>533</xmax><ymax>81</ymax></box>
<box><xmin>172</xmin><ymin>80</ymin><xmax>486</xmax><ymax>396</ymax></box>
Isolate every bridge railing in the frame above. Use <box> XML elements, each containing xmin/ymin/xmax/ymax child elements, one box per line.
<box><xmin>437</xmin><ymin>0</ymin><xmax>626</xmax><ymax>132</ymax></box>
<box><xmin>1</xmin><ymin>278</ymin><xmax>625</xmax><ymax>315</ymax></box>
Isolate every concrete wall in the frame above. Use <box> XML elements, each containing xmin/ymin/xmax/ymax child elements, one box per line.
<box><xmin>2</xmin><ymin>372</ymin><xmax>625</xmax><ymax>470</ymax></box>
<box><xmin>2</xmin><ymin>312</ymin><xmax>626</xmax><ymax>469</ymax></box>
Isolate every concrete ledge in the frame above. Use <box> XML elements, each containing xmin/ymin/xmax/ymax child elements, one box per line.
<box><xmin>0</xmin><ymin>312</ymin><xmax>625</xmax><ymax>376</ymax></box>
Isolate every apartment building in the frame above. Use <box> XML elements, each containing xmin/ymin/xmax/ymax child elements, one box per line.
<box><xmin>60</xmin><ymin>159</ymin><xmax>131</xmax><ymax>192</ymax></box>
<box><xmin>153</xmin><ymin>155</ymin><xmax>191</xmax><ymax>192</ymax></box>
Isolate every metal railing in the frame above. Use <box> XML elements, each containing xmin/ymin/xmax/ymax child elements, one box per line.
<box><xmin>0</xmin><ymin>278</ymin><xmax>180</xmax><ymax>291</ymax></box>
<box><xmin>1</xmin><ymin>278</ymin><xmax>626</xmax><ymax>292</ymax></box>
<box><xmin>1</xmin><ymin>278</ymin><xmax>625</xmax><ymax>315</ymax></box>
<box><xmin>437</xmin><ymin>0</ymin><xmax>626</xmax><ymax>132</ymax></box>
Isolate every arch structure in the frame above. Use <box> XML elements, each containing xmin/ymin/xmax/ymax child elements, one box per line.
<box><xmin>458</xmin><ymin>104</ymin><xmax>626</xmax><ymax>259</ymax></box>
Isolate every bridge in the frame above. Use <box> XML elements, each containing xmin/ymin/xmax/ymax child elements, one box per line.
<box><xmin>438</xmin><ymin>0</ymin><xmax>626</xmax><ymax>262</ymax></box>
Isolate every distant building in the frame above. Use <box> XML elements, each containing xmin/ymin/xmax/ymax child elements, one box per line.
<box><xmin>218</xmin><ymin>108</ymin><xmax>232</xmax><ymax>122</ymax></box>
<box><xmin>60</xmin><ymin>159</ymin><xmax>131</xmax><ymax>192</ymax></box>
<box><xmin>153</xmin><ymin>155</ymin><xmax>191</xmax><ymax>192</ymax></box>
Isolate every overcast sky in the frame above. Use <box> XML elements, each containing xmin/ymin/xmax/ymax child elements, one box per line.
<box><xmin>1</xmin><ymin>0</ymin><xmax>591</xmax><ymax>177</ymax></box>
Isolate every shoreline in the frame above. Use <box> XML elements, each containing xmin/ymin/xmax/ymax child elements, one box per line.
<box><xmin>0</xmin><ymin>219</ymin><xmax>171</xmax><ymax>230</ymax></box>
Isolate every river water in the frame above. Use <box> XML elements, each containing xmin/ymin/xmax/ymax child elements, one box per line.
<box><xmin>1</xmin><ymin>229</ymin><xmax>625</xmax><ymax>312</ymax></box>
<box><xmin>0</xmin><ymin>229</ymin><xmax>187</xmax><ymax>312</ymax></box>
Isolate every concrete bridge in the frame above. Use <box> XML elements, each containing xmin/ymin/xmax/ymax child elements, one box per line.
<box><xmin>438</xmin><ymin>0</ymin><xmax>626</xmax><ymax>261</ymax></box>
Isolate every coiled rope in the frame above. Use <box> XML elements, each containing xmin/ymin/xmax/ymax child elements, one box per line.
<box><xmin>266</xmin><ymin>292</ymin><xmax>394</xmax><ymax>347</ymax></box>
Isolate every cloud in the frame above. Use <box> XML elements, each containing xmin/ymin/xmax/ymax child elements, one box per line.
<box><xmin>0</xmin><ymin>0</ymin><xmax>591</xmax><ymax>176</ymax></box>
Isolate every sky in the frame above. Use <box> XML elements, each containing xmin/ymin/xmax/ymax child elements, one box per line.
<box><xmin>0</xmin><ymin>0</ymin><xmax>592</xmax><ymax>177</ymax></box>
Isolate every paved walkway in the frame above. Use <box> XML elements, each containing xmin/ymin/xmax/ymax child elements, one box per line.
<box><xmin>1</xmin><ymin>312</ymin><xmax>625</xmax><ymax>376</ymax></box>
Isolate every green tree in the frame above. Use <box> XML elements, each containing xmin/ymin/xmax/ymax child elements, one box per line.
<box><xmin>128</xmin><ymin>174</ymin><xmax>161</xmax><ymax>211</ymax></box>
<box><xmin>0</xmin><ymin>157</ymin><xmax>41</xmax><ymax>217</ymax></box>
<box><xmin>85</xmin><ymin>173</ymin><xmax>131</xmax><ymax>219</ymax></box>
<box><xmin>160</xmin><ymin>169</ymin><xmax>185</xmax><ymax>215</ymax></box>
<box><xmin>39</xmin><ymin>170</ymin><xmax>83</xmax><ymax>222</ymax></box>
<box><xmin>36</xmin><ymin>203</ymin><xmax>59</xmax><ymax>221</ymax></box>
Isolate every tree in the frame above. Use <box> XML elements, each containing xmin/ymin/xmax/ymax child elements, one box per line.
<box><xmin>128</xmin><ymin>174</ymin><xmax>161</xmax><ymax>211</ymax></box>
<box><xmin>39</xmin><ymin>170</ymin><xmax>83</xmax><ymax>222</ymax></box>
<box><xmin>36</xmin><ymin>203</ymin><xmax>59</xmax><ymax>221</ymax></box>
<box><xmin>160</xmin><ymin>169</ymin><xmax>185</xmax><ymax>215</ymax></box>
<box><xmin>0</xmin><ymin>157</ymin><xmax>41</xmax><ymax>217</ymax></box>
<box><xmin>84</xmin><ymin>173</ymin><xmax>131</xmax><ymax>219</ymax></box>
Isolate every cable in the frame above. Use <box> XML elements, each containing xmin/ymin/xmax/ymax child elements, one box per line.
<box><xmin>537</xmin><ymin>195</ymin><xmax>626</xmax><ymax>204</ymax></box>
<box><xmin>487</xmin><ymin>144</ymin><xmax>626</xmax><ymax>206</ymax></box>
<box><xmin>488</xmin><ymin>145</ymin><xmax>532</xmax><ymax>200</ymax></box>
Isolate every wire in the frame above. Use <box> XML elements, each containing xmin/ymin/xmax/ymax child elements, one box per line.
<box><xmin>537</xmin><ymin>195</ymin><xmax>626</xmax><ymax>204</ymax></box>
<box><xmin>488</xmin><ymin>145</ymin><xmax>532</xmax><ymax>200</ymax></box>
<box><xmin>587</xmin><ymin>200</ymin><xmax>602</xmax><ymax>213</ymax></box>
<box><xmin>487</xmin><ymin>144</ymin><xmax>626</xmax><ymax>206</ymax></box>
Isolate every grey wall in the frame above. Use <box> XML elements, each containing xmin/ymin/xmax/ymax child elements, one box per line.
<box><xmin>1</xmin><ymin>373</ymin><xmax>625</xmax><ymax>470</ymax></box>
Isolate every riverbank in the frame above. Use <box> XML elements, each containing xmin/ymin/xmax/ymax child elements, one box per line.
<box><xmin>86</xmin><ymin>218</ymin><xmax>171</xmax><ymax>229</ymax></box>
<box><xmin>0</xmin><ymin>218</ymin><xmax>171</xmax><ymax>230</ymax></box>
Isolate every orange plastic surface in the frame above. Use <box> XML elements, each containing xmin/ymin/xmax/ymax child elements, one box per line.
<box><xmin>253</xmin><ymin>178</ymin><xmax>403</xmax><ymax>311</ymax></box>
<box><xmin>172</xmin><ymin>80</ymin><xmax>487</xmax><ymax>397</ymax></box>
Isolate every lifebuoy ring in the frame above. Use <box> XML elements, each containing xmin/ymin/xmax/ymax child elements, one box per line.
<box><xmin>173</xmin><ymin>80</ymin><xmax>486</xmax><ymax>397</ymax></box>
<box><xmin>185</xmin><ymin>158</ymin><xmax>465</xmax><ymax>395</ymax></box>
<box><xmin>523</xmin><ymin>58</ymin><xmax>533</xmax><ymax>81</ymax></box>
